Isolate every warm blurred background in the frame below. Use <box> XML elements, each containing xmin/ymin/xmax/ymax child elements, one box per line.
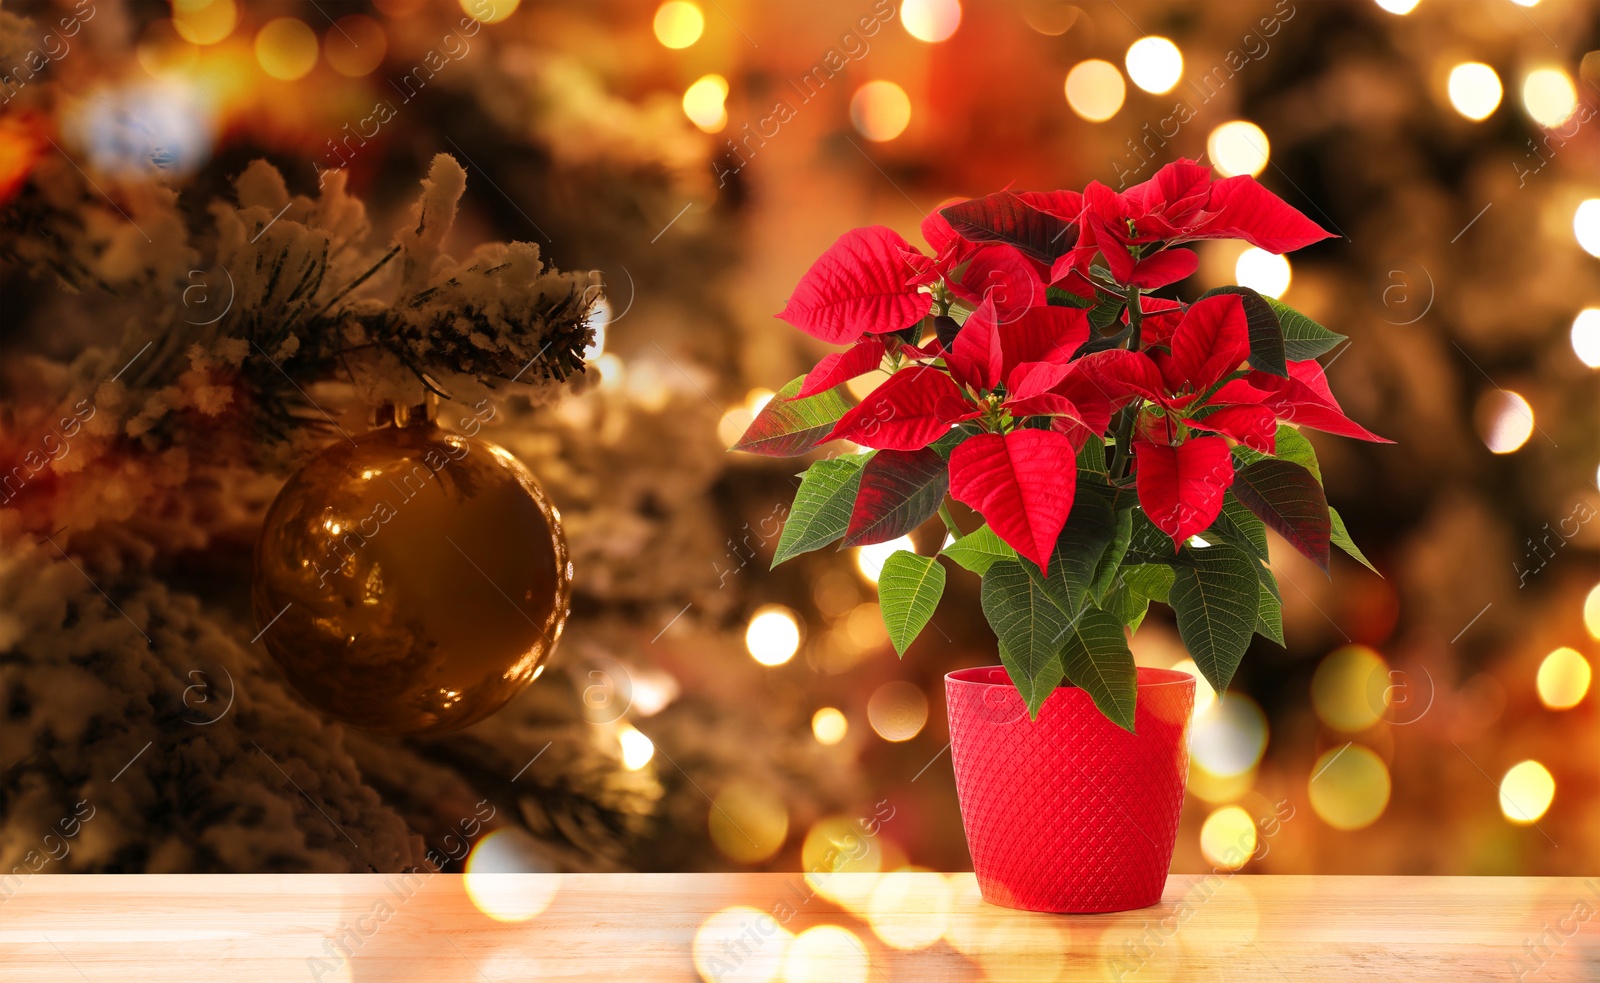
<box><xmin>4</xmin><ymin>0</ymin><xmax>1600</xmax><ymax>908</ymax></box>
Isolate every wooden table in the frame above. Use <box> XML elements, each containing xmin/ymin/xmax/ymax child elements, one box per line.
<box><xmin>4</xmin><ymin>873</ymin><xmax>1598</xmax><ymax>981</ymax></box>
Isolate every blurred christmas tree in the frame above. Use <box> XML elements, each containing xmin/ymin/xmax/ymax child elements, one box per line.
<box><xmin>0</xmin><ymin>0</ymin><xmax>865</xmax><ymax>877</ymax></box>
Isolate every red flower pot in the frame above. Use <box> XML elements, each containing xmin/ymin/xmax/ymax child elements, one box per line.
<box><xmin>945</xmin><ymin>665</ymin><xmax>1196</xmax><ymax>913</ymax></box>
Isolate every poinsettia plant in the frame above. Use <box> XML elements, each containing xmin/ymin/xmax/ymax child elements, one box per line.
<box><xmin>735</xmin><ymin>159</ymin><xmax>1389</xmax><ymax>730</ymax></box>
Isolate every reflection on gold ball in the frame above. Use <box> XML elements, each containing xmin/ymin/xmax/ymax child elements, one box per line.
<box><xmin>253</xmin><ymin>413</ymin><xmax>570</xmax><ymax>735</ymax></box>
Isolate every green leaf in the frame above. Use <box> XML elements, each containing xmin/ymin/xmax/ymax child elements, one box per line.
<box><xmin>1089</xmin><ymin>297</ymin><xmax>1126</xmax><ymax>331</ymax></box>
<box><xmin>1105</xmin><ymin>561</ymin><xmax>1175</xmax><ymax>635</ymax></box>
<box><xmin>732</xmin><ymin>375</ymin><xmax>854</xmax><ymax>457</ymax></box>
<box><xmin>1272</xmin><ymin>426</ymin><xmax>1323</xmax><ymax>482</ymax></box>
<box><xmin>1077</xmin><ymin>433</ymin><xmax>1107</xmax><ymax>474</ymax></box>
<box><xmin>930</xmin><ymin>423</ymin><xmax>981</xmax><ymax>459</ymax></box>
<box><xmin>1121</xmin><ymin>562</ymin><xmax>1174</xmax><ymax>604</ymax></box>
<box><xmin>940</xmin><ymin>523</ymin><xmax>1018</xmax><ymax>575</ymax></box>
<box><xmin>1090</xmin><ymin>508</ymin><xmax>1134</xmax><ymax>603</ymax></box>
<box><xmin>1057</xmin><ymin>607</ymin><xmax>1138</xmax><ymax>732</ymax></box>
<box><xmin>1232</xmin><ymin>459</ymin><xmax>1332</xmax><ymax>571</ymax></box>
<box><xmin>1266</xmin><ymin>297</ymin><xmax>1348</xmax><ymax>361</ymax></box>
<box><xmin>878</xmin><ymin>551</ymin><xmax>947</xmax><ymax>657</ymax></box>
<box><xmin>1237</xmin><ymin>423</ymin><xmax>1325</xmax><ymax>483</ymax></box>
<box><xmin>1102</xmin><ymin>580</ymin><xmax>1153</xmax><ymax>634</ymax></box>
<box><xmin>1046</xmin><ymin>286</ymin><xmax>1094</xmax><ymax>309</ymax></box>
<box><xmin>1199</xmin><ymin>285</ymin><xmax>1286</xmax><ymax>377</ymax></box>
<box><xmin>842</xmin><ymin>448</ymin><xmax>948</xmax><ymax>547</ymax></box>
<box><xmin>1255</xmin><ymin>565</ymin><xmax>1285</xmax><ymax>645</ymax></box>
<box><xmin>1208</xmin><ymin>493</ymin><xmax>1269</xmax><ymax>563</ymax></box>
<box><xmin>1330</xmin><ymin>506</ymin><xmax>1380</xmax><ymax>575</ymax></box>
<box><xmin>772</xmin><ymin>457</ymin><xmax>866</xmax><ymax>567</ymax></box>
<box><xmin>1125</xmin><ymin>508</ymin><xmax>1176</xmax><ymax>564</ymax></box>
<box><xmin>1028</xmin><ymin>476</ymin><xmax>1118</xmax><ymax>618</ymax></box>
<box><xmin>981</xmin><ymin>560</ymin><xmax>1072</xmax><ymax>719</ymax></box>
<box><xmin>1169</xmin><ymin>542</ymin><xmax>1259</xmax><ymax>695</ymax></box>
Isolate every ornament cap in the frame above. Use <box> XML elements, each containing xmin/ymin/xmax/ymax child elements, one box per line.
<box><xmin>373</xmin><ymin>391</ymin><xmax>440</xmax><ymax>430</ymax></box>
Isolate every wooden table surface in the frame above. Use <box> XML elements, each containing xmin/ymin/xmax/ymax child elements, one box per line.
<box><xmin>4</xmin><ymin>873</ymin><xmax>1598</xmax><ymax>981</ymax></box>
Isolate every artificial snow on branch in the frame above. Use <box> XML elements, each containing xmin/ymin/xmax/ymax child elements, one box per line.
<box><xmin>1</xmin><ymin>150</ymin><xmax>600</xmax><ymax>456</ymax></box>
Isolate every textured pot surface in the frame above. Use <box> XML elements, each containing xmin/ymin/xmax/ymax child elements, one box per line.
<box><xmin>946</xmin><ymin>665</ymin><xmax>1196</xmax><ymax>913</ymax></box>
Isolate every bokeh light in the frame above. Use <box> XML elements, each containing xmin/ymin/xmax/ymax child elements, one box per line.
<box><xmin>1447</xmin><ymin>62</ymin><xmax>1502</xmax><ymax>121</ymax></box>
<box><xmin>1065</xmin><ymin>60</ymin><xmax>1125</xmax><ymax>122</ymax></box>
<box><xmin>813</xmin><ymin>572</ymin><xmax>860</xmax><ymax>618</ymax></box>
<box><xmin>585</xmin><ymin>298</ymin><xmax>611</xmax><ymax>360</ymax></box>
<box><xmin>1207</xmin><ymin>120</ymin><xmax>1270</xmax><ymax>177</ymax></box>
<box><xmin>710</xmin><ymin>782</ymin><xmax>789</xmax><ymax>863</ymax></box>
<box><xmin>0</xmin><ymin>119</ymin><xmax>38</xmax><ymax>206</ymax></box>
<box><xmin>465</xmin><ymin>826</ymin><xmax>553</xmax><ymax>873</ymax></box>
<box><xmin>867</xmin><ymin>869</ymin><xmax>950</xmax><ymax>949</ymax></box>
<box><xmin>1173</xmin><ymin>657</ymin><xmax>1217</xmax><ymax>716</ymax></box>
<box><xmin>867</xmin><ymin>681</ymin><xmax>928</xmax><ymax>742</ymax></box>
<box><xmin>1585</xmin><ymin>584</ymin><xmax>1600</xmax><ymax>639</ymax></box>
<box><xmin>1311</xmin><ymin>645</ymin><xmax>1388</xmax><ymax>732</ymax></box>
<box><xmin>746</xmin><ymin>605</ymin><xmax>801</xmax><ymax>666</ymax></box>
<box><xmin>783</xmin><ymin>925</ymin><xmax>868</xmax><ymax>983</ymax></box>
<box><xmin>1536</xmin><ymin>647</ymin><xmax>1591</xmax><ymax>710</ymax></box>
<box><xmin>946</xmin><ymin>871</ymin><xmax>1070</xmax><ymax>978</ymax></box>
<box><xmin>845</xmin><ymin>602</ymin><xmax>889</xmax><ymax>651</ymax></box>
<box><xmin>800</xmin><ymin>816</ymin><xmax>889</xmax><ymax>909</ymax></box>
<box><xmin>694</xmin><ymin>906</ymin><xmax>790</xmax><ymax>983</ymax></box>
<box><xmin>172</xmin><ymin>0</ymin><xmax>238</xmax><ymax>46</ymax></box>
<box><xmin>136</xmin><ymin>21</ymin><xmax>199</xmax><ymax>78</ymax></box>
<box><xmin>1199</xmin><ymin>805</ymin><xmax>1258</xmax><ymax>870</ymax></box>
<box><xmin>802</xmin><ymin>816</ymin><xmax>884</xmax><ymax>885</ymax></box>
<box><xmin>324</xmin><ymin>15</ymin><xmax>387</xmax><ymax>78</ymax></box>
<box><xmin>1189</xmin><ymin>765</ymin><xmax>1258</xmax><ymax>806</ymax></box>
<box><xmin>1023</xmin><ymin>1</ymin><xmax>1083</xmax><ymax>35</ymax></box>
<box><xmin>255</xmin><ymin>19</ymin><xmax>318</xmax><ymax>82</ymax></box>
<box><xmin>654</xmin><ymin>1</ymin><xmax>705</xmax><ymax>48</ymax></box>
<box><xmin>1574</xmin><ymin>199</ymin><xmax>1600</xmax><ymax>257</ymax></box>
<box><xmin>1500</xmin><ymin>760</ymin><xmax>1555</xmax><ymax>824</ymax></box>
<box><xmin>462</xmin><ymin>0</ymin><xmax>521</xmax><ymax>24</ymax></box>
<box><xmin>1308</xmin><ymin>744</ymin><xmax>1390</xmax><ymax>830</ymax></box>
<box><xmin>855</xmin><ymin>536</ymin><xmax>913</xmax><ymax>583</ymax></box>
<box><xmin>812</xmin><ymin>707</ymin><xmax>849</xmax><ymax>745</ymax></box>
<box><xmin>1473</xmin><ymin>389</ymin><xmax>1534</xmax><ymax>454</ymax></box>
<box><xmin>1235</xmin><ymin>247</ymin><xmax>1292</xmax><ymax>297</ymax></box>
<box><xmin>850</xmin><ymin>81</ymin><xmax>912</xmax><ymax>142</ymax></box>
<box><xmin>900</xmin><ymin>0</ymin><xmax>961</xmax><ymax>43</ymax></box>
<box><xmin>1571</xmin><ymin>309</ymin><xmax>1600</xmax><ymax>367</ymax></box>
<box><xmin>1522</xmin><ymin>68</ymin><xmax>1577</xmax><ymax>127</ymax></box>
<box><xmin>618</xmin><ymin>723</ymin><xmax>655</xmax><ymax>770</ymax></box>
<box><xmin>683</xmin><ymin>74</ymin><xmax>730</xmax><ymax>133</ymax></box>
<box><xmin>464</xmin><ymin>833</ymin><xmax>560</xmax><ymax>921</ymax></box>
<box><xmin>1189</xmin><ymin>694</ymin><xmax>1268</xmax><ymax>778</ymax></box>
<box><xmin>66</xmin><ymin>80</ymin><xmax>216</xmax><ymax>178</ymax></box>
<box><xmin>1125</xmin><ymin>37</ymin><xmax>1183</xmax><ymax>94</ymax></box>
<box><xmin>1374</xmin><ymin>0</ymin><xmax>1420</xmax><ymax>12</ymax></box>
<box><xmin>746</xmin><ymin>387</ymin><xmax>776</xmax><ymax>415</ymax></box>
<box><xmin>718</xmin><ymin>409</ymin><xmax>754</xmax><ymax>449</ymax></box>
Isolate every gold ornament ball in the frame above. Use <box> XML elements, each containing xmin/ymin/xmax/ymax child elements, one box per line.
<box><xmin>252</xmin><ymin>404</ymin><xmax>571</xmax><ymax>735</ymax></box>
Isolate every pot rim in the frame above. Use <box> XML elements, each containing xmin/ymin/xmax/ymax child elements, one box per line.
<box><xmin>946</xmin><ymin>665</ymin><xmax>1196</xmax><ymax>690</ymax></box>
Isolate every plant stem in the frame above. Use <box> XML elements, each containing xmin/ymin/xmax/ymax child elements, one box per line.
<box><xmin>1124</xmin><ymin>282</ymin><xmax>1144</xmax><ymax>354</ymax></box>
<box><xmin>1107</xmin><ymin>405</ymin><xmax>1137</xmax><ymax>478</ymax></box>
<box><xmin>938</xmin><ymin>502</ymin><xmax>964</xmax><ymax>542</ymax></box>
<box><xmin>1107</xmin><ymin>283</ymin><xmax>1144</xmax><ymax>479</ymax></box>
